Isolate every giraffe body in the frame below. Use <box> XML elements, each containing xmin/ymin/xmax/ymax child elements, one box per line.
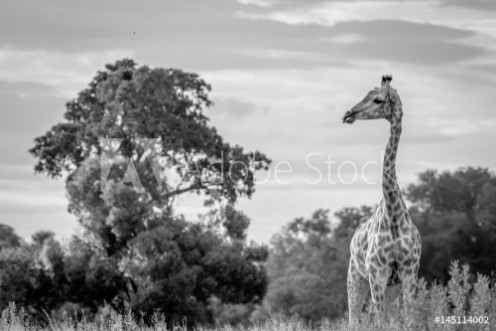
<box><xmin>342</xmin><ymin>75</ymin><xmax>421</xmax><ymax>323</ymax></box>
<box><xmin>347</xmin><ymin>199</ymin><xmax>421</xmax><ymax>321</ymax></box>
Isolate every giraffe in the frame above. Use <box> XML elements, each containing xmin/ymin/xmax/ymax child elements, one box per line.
<box><xmin>342</xmin><ymin>75</ymin><xmax>421</xmax><ymax>324</ymax></box>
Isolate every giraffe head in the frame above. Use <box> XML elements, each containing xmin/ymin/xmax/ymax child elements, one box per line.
<box><xmin>342</xmin><ymin>75</ymin><xmax>400</xmax><ymax>124</ymax></box>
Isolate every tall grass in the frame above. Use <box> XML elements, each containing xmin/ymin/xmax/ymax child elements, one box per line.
<box><xmin>1</xmin><ymin>262</ymin><xmax>495</xmax><ymax>331</ymax></box>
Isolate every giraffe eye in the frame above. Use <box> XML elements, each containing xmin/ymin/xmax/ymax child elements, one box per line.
<box><xmin>373</xmin><ymin>98</ymin><xmax>384</xmax><ymax>104</ymax></box>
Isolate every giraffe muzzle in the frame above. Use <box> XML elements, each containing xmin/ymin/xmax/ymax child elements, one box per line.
<box><xmin>343</xmin><ymin>110</ymin><xmax>356</xmax><ymax>124</ymax></box>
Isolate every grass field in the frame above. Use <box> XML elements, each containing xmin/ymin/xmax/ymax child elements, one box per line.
<box><xmin>2</xmin><ymin>262</ymin><xmax>495</xmax><ymax>331</ymax></box>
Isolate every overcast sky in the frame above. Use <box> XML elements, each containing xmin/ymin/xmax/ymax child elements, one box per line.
<box><xmin>1</xmin><ymin>0</ymin><xmax>495</xmax><ymax>243</ymax></box>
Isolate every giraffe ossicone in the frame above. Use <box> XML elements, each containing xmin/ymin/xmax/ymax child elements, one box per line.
<box><xmin>342</xmin><ymin>76</ymin><xmax>422</xmax><ymax>324</ymax></box>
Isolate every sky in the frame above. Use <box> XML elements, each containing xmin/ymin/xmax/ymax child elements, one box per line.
<box><xmin>0</xmin><ymin>0</ymin><xmax>495</xmax><ymax>244</ymax></box>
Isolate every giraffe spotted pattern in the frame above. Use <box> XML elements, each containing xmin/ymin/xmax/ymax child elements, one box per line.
<box><xmin>342</xmin><ymin>75</ymin><xmax>422</xmax><ymax>324</ymax></box>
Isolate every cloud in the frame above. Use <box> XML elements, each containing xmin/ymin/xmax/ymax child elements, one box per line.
<box><xmin>470</xmin><ymin>64</ymin><xmax>496</xmax><ymax>74</ymax></box>
<box><xmin>316</xmin><ymin>20</ymin><xmax>486</xmax><ymax>65</ymax></box>
<box><xmin>237</xmin><ymin>0</ymin><xmax>274</xmax><ymax>7</ymax></box>
<box><xmin>0</xmin><ymin>1</ymin><xmax>238</xmax><ymax>52</ymax></box>
<box><xmin>210</xmin><ymin>98</ymin><xmax>265</xmax><ymax>119</ymax></box>
<box><xmin>239</xmin><ymin>48</ymin><xmax>335</xmax><ymax>65</ymax></box>
<box><xmin>239</xmin><ymin>0</ymin><xmax>496</xmax><ymax>12</ymax></box>
<box><xmin>238</xmin><ymin>0</ymin><xmax>496</xmax><ymax>44</ymax></box>
<box><xmin>322</xmin><ymin>33</ymin><xmax>364</xmax><ymax>44</ymax></box>
<box><xmin>223</xmin><ymin>17</ymin><xmax>487</xmax><ymax>66</ymax></box>
<box><xmin>2</xmin><ymin>0</ymin><xmax>492</xmax><ymax>72</ymax></box>
<box><xmin>0</xmin><ymin>210</ymin><xmax>77</xmax><ymax>242</ymax></box>
<box><xmin>0</xmin><ymin>80</ymin><xmax>57</xmax><ymax>98</ymax></box>
<box><xmin>428</xmin><ymin>118</ymin><xmax>496</xmax><ymax>137</ymax></box>
<box><xmin>0</xmin><ymin>191</ymin><xmax>66</xmax><ymax>210</ymax></box>
<box><xmin>0</xmin><ymin>90</ymin><xmax>65</xmax><ymax>136</ymax></box>
<box><xmin>0</xmin><ymin>166</ymin><xmax>68</xmax><ymax>212</ymax></box>
<box><xmin>443</xmin><ymin>0</ymin><xmax>496</xmax><ymax>11</ymax></box>
<box><xmin>0</xmin><ymin>48</ymin><xmax>134</xmax><ymax>97</ymax></box>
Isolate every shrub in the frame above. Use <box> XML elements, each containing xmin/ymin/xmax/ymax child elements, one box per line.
<box><xmin>1</xmin><ymin>262</ymin><xmax>495</xmax><ymax>331</ymax></box>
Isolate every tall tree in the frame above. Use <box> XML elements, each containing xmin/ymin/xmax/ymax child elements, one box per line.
<box><xmin>29</xmin><ymin>59</ymin><xmax>270</xmax><ymax>324</ymax></box>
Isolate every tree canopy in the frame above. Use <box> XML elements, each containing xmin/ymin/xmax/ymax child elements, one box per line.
<box><xmin>265</xmin><ymin>207</ymin><xmax>372</xmax><ymax>322</ymax></box>
<box><xmin>29</xmin><ymin>58</ymin><xmax>270</xmax><ymax>203</ymax></box>
<box><xmin>18</xmin><ymin>59</ymin><xmax>270</xmax><ymax>325</ymax></box>
<box><xmin>406</xmin><ymin>167</ymin><xmax>496</xmax><ymax>283</ymax></box>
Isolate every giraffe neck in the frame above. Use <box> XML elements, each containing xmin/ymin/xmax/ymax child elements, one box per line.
<box><xmin>382</xmin><ymin>98</ymin><xmax>403</xmax><ymax>218</ymax></box>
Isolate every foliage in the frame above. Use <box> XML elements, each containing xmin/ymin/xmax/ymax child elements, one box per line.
<box><xmin>406</xmin><ymin>167</ymin><xmax>496</xmax><ymax>283</ymax></box>
<box><xmin>0</xmin><ymin>224</ymin><xmax>21</xmax><ymax>250</ymax></box>
<box><xmin>265</xmin><ymin>207</ymin><xmax>372</xmax><ymax>322</ymax></box>
<box><xmin>0</xmin><ymin>230</ymin><xmax>66</xmax><ymax>317</ymax></box>
<box><xmin>29</xmin><ymin>58</ymin><xmax>270</xmax><ymax>203</ymax></box>
<box><xmin>0</xmin><ymin>248</ymin><xmax>37</xmax><ymax>310</ymax></box>
<box><xmin>264</xmin><ymin>167</ymin><xmax>496</xmax><ymax>324</ymax></box>
<box><xmin>16</xmin><ymin>59</ymin><xmax>270</xmax><ymax>325</ymax></box>
<box><xmin>2</xmin><ymin>263</ymin><xmax>496</xmax><ymax>330</ymax></box>
<box><xmin>121</xmin><ymin>212</ymin><xmax>267</xmax><ymax>324</ymax></box>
